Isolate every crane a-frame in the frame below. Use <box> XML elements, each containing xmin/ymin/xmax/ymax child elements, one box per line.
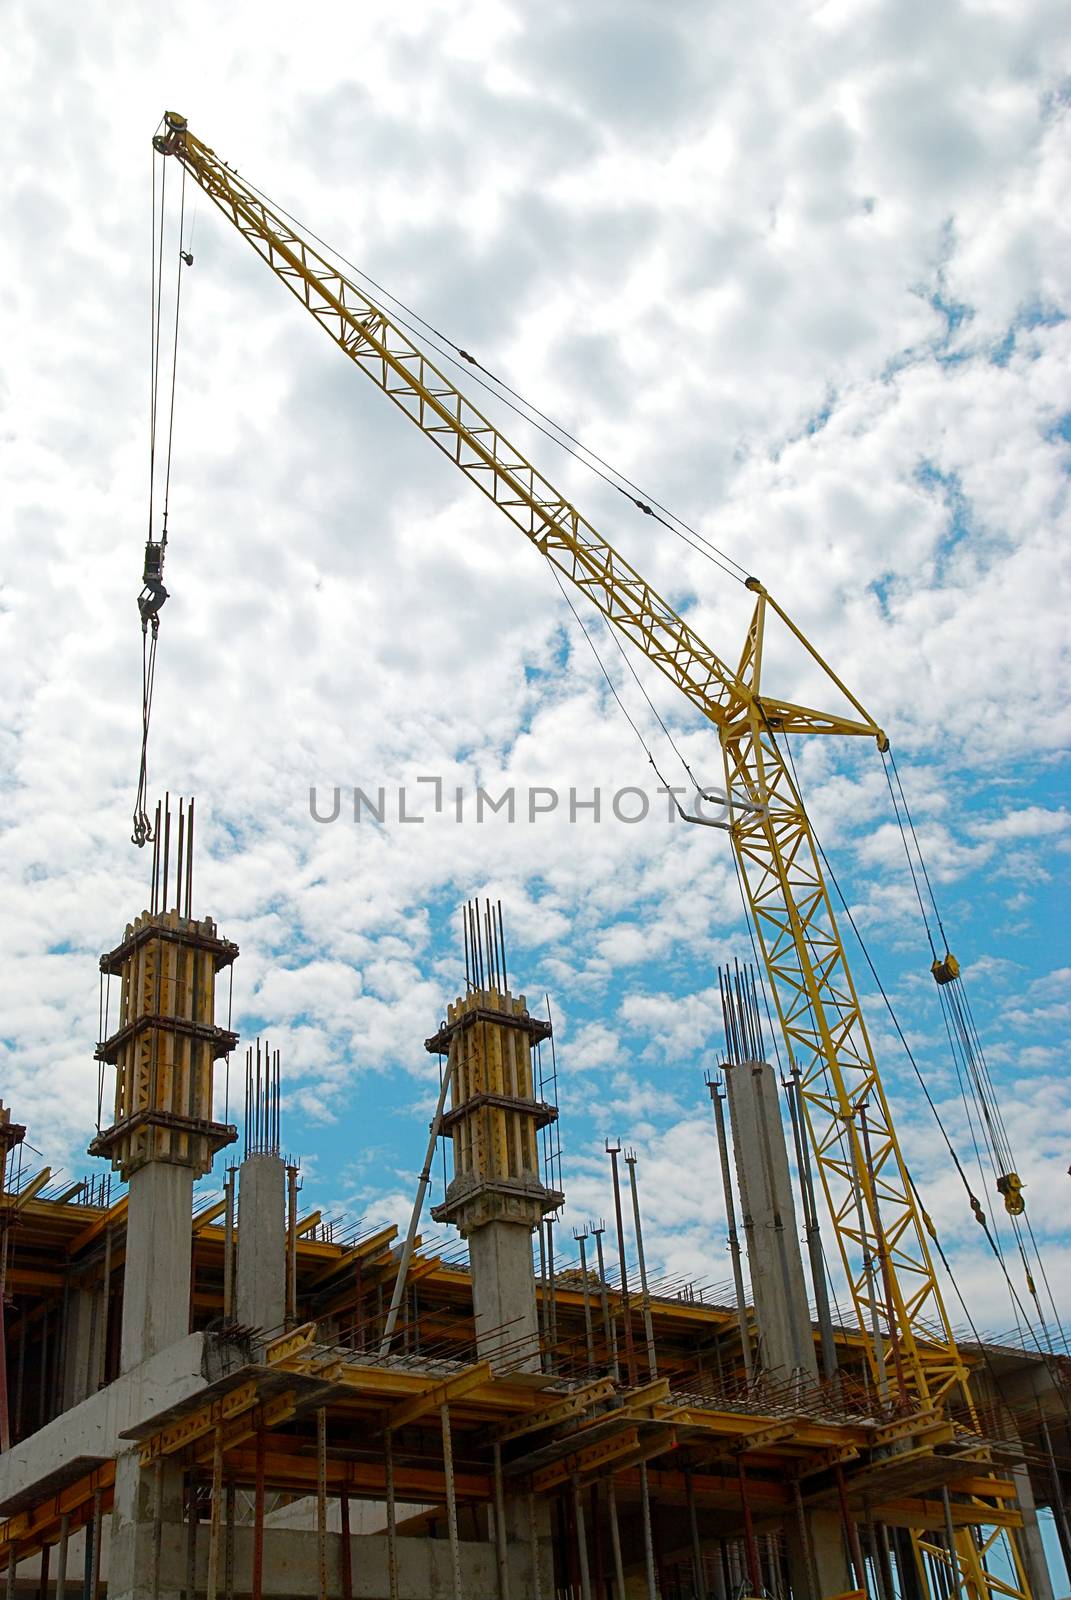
<box><xmin>150</xmin><ymin>110</ymin><xmax>1029</xmax><ymax>1600</ymax></box>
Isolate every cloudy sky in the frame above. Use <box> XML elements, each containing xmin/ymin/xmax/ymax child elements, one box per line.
<box><xmin>3</xmin><ymin>0</ymin><xmax>1070</xmax><ymax>1401</ymax></box>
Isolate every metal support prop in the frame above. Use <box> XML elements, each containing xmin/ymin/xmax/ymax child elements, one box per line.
<box><xmin>206</xmin><ymin>1425</ymin><xmax>223</xmax><ymax>1600</ymax></box>
<box><xmin>527</xmin><ymin>1492</ymin><xmax>544</xmax><ymax>1600</ymax></box>
<box><xmin>441</xmin><ymin>1404</ymin><xmax>463</xmax><ymax>1600</ymax></box>
<box><xmin>317</xmin><ymin>1407</ymin><xmax>329</xmax><ymax>1600</ymax></box>
<box><xmin>639</xmin><ymin>1462</ymin><xmax>658</xmax><ymax>1600</ymax></box>
<box><xmin>707</xmin><ymin>1078</ymin><xmax>754</xmax><ymax>1382</ymax></box>
<box><xmin>784</xmin><ymin>1065</ymin><xmax>838</xmax><ymax>1380</ymax></box>
<box><xmin>225</xmin><ymin>1482</ymin><xmax>236</xmax><ymax>1600</ymax></box>
<box><xmin>537</xmin><ymin>1221</ymin><xmax>549</xmax><ymax>1369</ymax></box>
<box><xmin>737</xmin><ymin>1456</ymin><xmax>763</xmax><ymax>1597</ymax></box>
<box><xmin>575</xmin><ymin>1231</ymin><xmax>596</xmax><ymax>1370</ymax></box>
<box><xmin>286</xmin><ymin>1165</ymin><xmax>299</xmax><ymax>1325</ymax></box>
<box><xmin>791</xmin><ymin>1478</ymin><xmax>818</xmax><ymax>1600</ymax></box>
<box><xmin>385</xmin><ymin>1431</ymin><xmax>399</xmax><ymax>1600</ymax></box>
<box><xmin>98</xmin><ymin>1226</ymin><xmax>112</xmax><ymax>1389</ymax></box>
<box><xmin>625</xmin><ymin>1151</ymin><xmax>658</xmax><ymax>1379</ymax></box>
<box><xmin>5</xmin><ymin>1548</ymin><xmax>13</xmax><ymax>1600</ymax></box>
<box><xmin>835</xmin><ymin>1462</ymin><xmax>867</xmax><ymax>1594</ymax></box>
<box><xmin>55</xmin><ymin>1512</ymin><xmax>70</xmax><ymax>1600</ymax></box>
<box><xmin>38</xmin><ymin>1533</ymin><xmax>50</xmax><ymax>1600</ymax></box>
<box><xmin>687</xmin><ymin>1468</ymin><xmax>706</xmax><ymax>1600</ymax></box>
<box><xmin>591</xmin><ymin>1226</ymin><xmax>619</xmax><ymax>1381</ymax></box>
<box><xmin>942</xmin><ymin>1488</ymin><xmax>963</xmax><ymax>1600</ymax></box>
<box><xmin>867</xmin><ymin>1513</ymin><xmax>888</xmax><ymax>1600</ymax></box>
<box><xmin>1040</xmin><ymin>1415</ymin><xmax>1071</xmax><ymax>1578</ymax></box>
<box><xmin>253</xmin><ymin>1429</ymin><xmax>265</xmax><ymax>1600</ymax></box>
<box><xmin>223</xmin><ymin>1168</ymin><xmax>235</xmax><ymax>1321</ymax></box>
<box><xmin>152</xmin><ymin>1457</ymin><xmax>165</xmax><ymax>1600</ymax></box>
<box><xmin>546</xmin><ymin>1215</ymin><xmax>558</xmax><ymax>1370</ymax></box>
<box><xmin>380</xmin><ymin>1063</ymin><xmax>452</xmax><ymax>1357</ymax></box>
<box><xmin>340</xmin><ymin>1489</ymin><xmax>353</xmax><ymax>1600</ymax></box>
<box><xmin>493</xmin><ymin>1444</ymin><xmax>511</xmax><ymax>1600</ymax></box>
<box><xmin>90</xmin><ymin>1486</ymin><xmax>103</xmax><ymax>1600</ymax></box>
<box><xmin>572</xmin><ymin>1475</ymin><xmax>593</xmax><ymax>1600</ymax></box>
<box><xmin>607</xmin><ymin>1143</ymin><xmax>638</xmax><ymax>1385</ymax></box>
<box><xmin>186</xmin><ymin>1476</ymin><xmax>199</xmax><ymax>1600</ymax></box>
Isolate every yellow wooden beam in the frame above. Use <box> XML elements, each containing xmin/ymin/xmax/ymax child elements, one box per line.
<box><xmin>67</xmin><ymin>1194</ymin><xmax>128</xmax><ymax>1256</ymax></box>
<box><xmin>386</xmin><ymin>1360</ymin><xmax>493</xmax><ymax>1434</ymax></box>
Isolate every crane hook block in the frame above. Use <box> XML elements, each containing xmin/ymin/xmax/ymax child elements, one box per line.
<box><xmin>138</xmin><ymin>539</ymin><xmax>169</xmax><ymax>626</ymax></box>
<box><xmin>931</xmin><ymin>952</ymin><xmax>960</xmax><ymax>986</ymax></box>
<box><xmin>996</xmin><ymin>1172</ymin><xmax>1025</xmax><ymax>1216</ymax></box>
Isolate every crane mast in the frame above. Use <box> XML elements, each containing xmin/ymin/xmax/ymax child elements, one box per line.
<box><xmin>152</xmin><ymin>111</ymin><xmax>1028</xmax><ymax>1600</ymax></box>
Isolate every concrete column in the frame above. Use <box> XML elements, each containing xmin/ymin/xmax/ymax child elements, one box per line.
<box><xmin>119</xmin><ymin>1162</ymin><xmax>195</xmax><ymax>1374</ymax></box>
<box><xmin>1012</xmin><ymin>1458</ymin><xmax>1056</xmax><ymax>1600</ymax></box>
<box><xmin>725</xmin><ymin>1060</ymin><xmax>815</xmax><ymax>1384</ymax></box>
<box><xmin>726</xmin><ymin>1060</ymin><xmax>852</xmax><ymax>1599</ymax></box>
<box><xmin>61</xmin><ymin>1284</ymin><xmax>96</xmax><ymax>1409</ymax></box>
<box><xmin>236</xmin><ymin>1153</ymin><xmax>286</xmax><ymax>1336</ymax></box>
<box><xmin>468</xmin><ymin>1219</ymin><xmax>541</xmax><ymax>1375</ymax></box>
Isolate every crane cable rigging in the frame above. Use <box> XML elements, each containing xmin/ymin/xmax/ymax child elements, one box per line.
<box><xmin>879</xmin><ymin>745</ymin><xmax>1065</xmax><ymax>1349</ymax></box>
<box><xmin>132</xmin><ymin>138</ymin><xmax>191</xmax><ymax>847</ymax></box>
<box><xmin>777</xmin><ymin>732</ymin><xmax>1066</xmax><ymax>1363</ymax></box>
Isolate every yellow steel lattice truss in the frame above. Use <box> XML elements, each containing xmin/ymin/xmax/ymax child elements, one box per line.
<box><xmin>153</xmin><ymin>112</ymin><xmax>1028</xmax><ymax>1600</ymax></box>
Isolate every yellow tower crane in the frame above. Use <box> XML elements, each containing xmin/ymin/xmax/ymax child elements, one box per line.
<box><xmin>150</xmin><ymin>110</ymin><xmax>1031</xmax><ymax>1600</ymax></box>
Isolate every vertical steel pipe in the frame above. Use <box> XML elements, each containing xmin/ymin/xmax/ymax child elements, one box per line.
<box><xmin>835</xmin><ymin>1462</ymin><xmax>866</xmax><ymax>1594</ymax></box>
<box><xmin>575</xmin><ymin>1232</ymin><xmax>595</xmax><ymax>1371</ymax></box>
<box><xmin>686</xmin><ymin>1467</ymin><xmax>706</xmax><ymax>1600</ymax></box>
<box><xmin>340</xmin><ymin>1488</ymin><xmax>353</xmax><ymax>1600</ymax></box>
<box><xmin>316</xmin><ymin>1408</ymin><xmax>328</xmax><ymax>1600</ymax></box>
<box><xmin>152</xmin><ymin>1457</ymin><xmax>164</xmax><ymax>1600</ymax></box>
<box><xmin>206</xmin><ymin>1426</ymin><xmax>223</xmax><ymax>1600</ymax></box>
<box><xmin>385</xmin><ymin>1431</ymin><xmax>399</xmax><ymax>1600</ymax></box>
<box><xmin>572</xmin><ymin>1475</ymin><xmax>592</xmax><ymax>1600</ymax></box>
<box><xmin>286</xmin><ymin>1165</ymin><xmax>299</xmax><ymax>1326</ymax></box>
<box><xmin>639</xmin><ymin>1462</ymin><xmax>658</xmax><ymax>1600</ymax></box>
<box><xmin>55</xmin><ymin>1511</ymin><xmax>70</xmax><ymax>1600</ymax></box>
<box><xmin>223</xmin><ymin>1169</ymin><xmax>235</xmax><ymax>1321</ymax></box>
<box><xmin>737</xmin><ymin>1456</ymin><xmax>763</xmax><ymax>1597</ymax></box>
<box><xmin>942</xmin><ymin>1488</ymin><xmax>963</xmax><ymax>1600</ymax></box>
<box><xmin>441</xmin><ymin>1403</ymin><xmax>463</xmax><ymax>1600</ymax></box>
<box><xmin>591</xmin><ymin>1226</ymin><xmax>619</xmax><ymax>1381</ymax></box>
<box><xmin>252</xmin><ymin>1429</ymin><xmax>265</xmax><ymax>1600</ymax></box>
<box><xmin>493</xmin><ymin>1443</ymin><xmax>511</xmax><ymax>1600</ymax></box>
<box><xmin>527</xmin><ymin>1491</ymin><xmax>544</xmax><ymax>1600</ymax></box>
<box><xmin>607</xmin><ymin>1143</ymin><xmax>638</xmax><ymax>1385</ymax></box>
<box><xmin>707</xmin><ymin>1077</ymin><xmax>753</xmax><ymax>1383</ymax></box>
<box><xmin>626</xmin><ymin>1152</ymin><xmax>658</xmax><ymax>1379</ymax></box>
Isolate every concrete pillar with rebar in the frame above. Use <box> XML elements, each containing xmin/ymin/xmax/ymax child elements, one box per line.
<box><xmin>91</xmin><ymin>797</ymin><xmax>239</xmax><ymax>1600</ymax></box>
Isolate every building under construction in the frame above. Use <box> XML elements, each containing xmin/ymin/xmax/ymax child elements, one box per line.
<box><xmin>0</xmin><ymin>814</ymin><xmax>1067</xmax><ymax>1600</ymax></box>
<box><xmin>1</xmin><ymin>109</ymin><xmax>1067</xmax><ymax>1600</ymax></box>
